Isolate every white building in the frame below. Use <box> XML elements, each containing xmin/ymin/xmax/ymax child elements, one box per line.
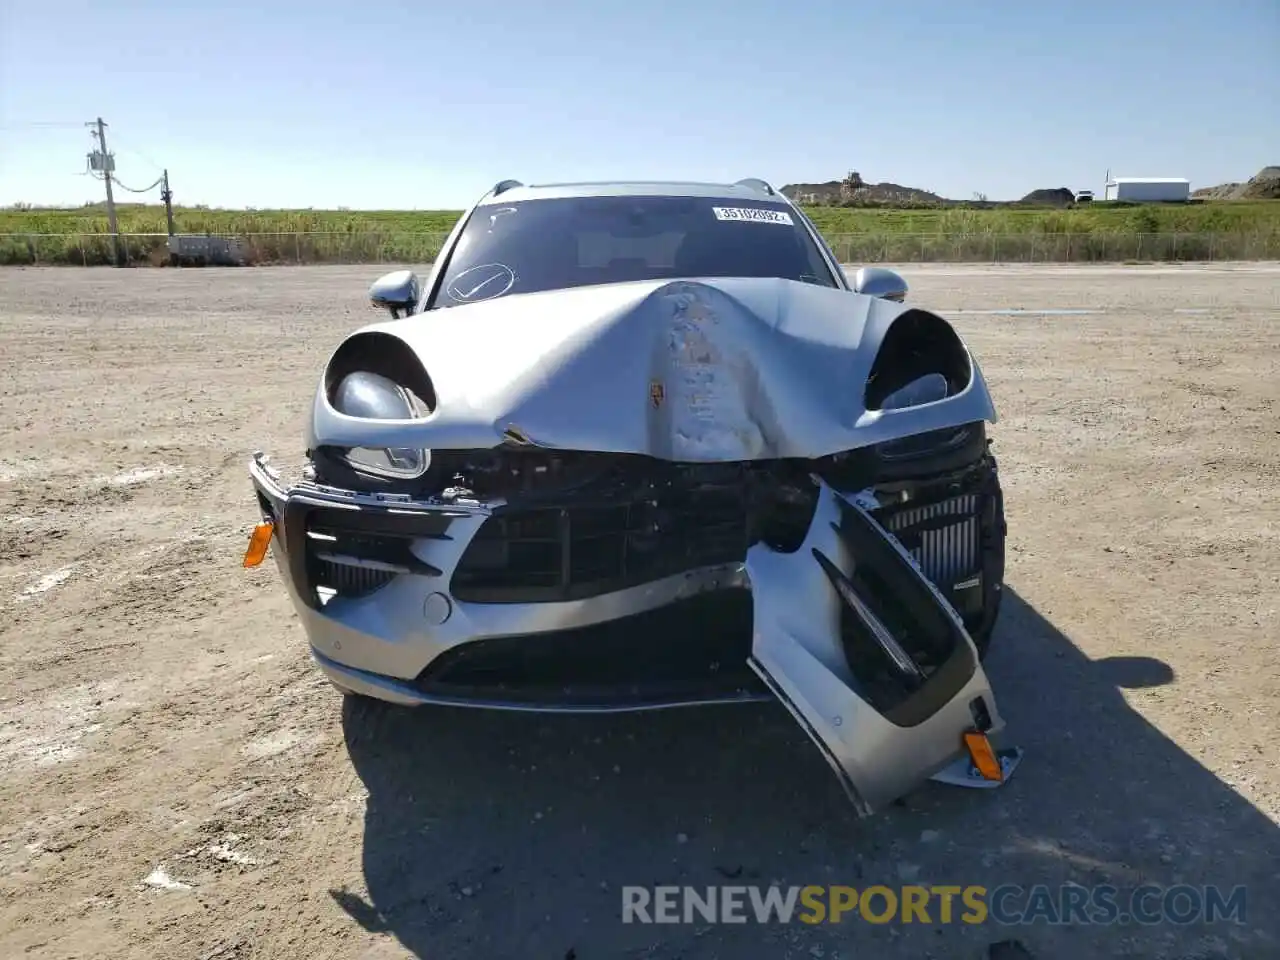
<box><xmin>1103</xmin><ymin>178</ymin><xmax>1191</xmax><ymax>202</ymax></box>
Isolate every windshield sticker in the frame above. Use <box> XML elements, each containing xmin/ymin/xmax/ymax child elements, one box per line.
<box><xmin>487</xmin><ymin>207</ymin><xmax>519</xmax><ymax>229</ymax></box>
<box><xmin>712</xmin><ymin>206</ymin><xmax>794</xmax><ymax>225</ymax></box>
<box><xmin>446</xmin><ymin>263</ymin><xmax>516</xmax><ymax>303</ymax></box>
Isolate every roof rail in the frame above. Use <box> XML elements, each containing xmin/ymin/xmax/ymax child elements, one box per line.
<box><xmin>734</xmin><ymin>177</ymin><xmax>776</xmax><ymax>196</ymax></box>
<box><xmin>491</xmin><ymin>179</ymin><xmax>524</xmax><ymax>196</ymax></box>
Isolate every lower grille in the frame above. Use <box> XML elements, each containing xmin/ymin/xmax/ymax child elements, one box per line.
<box><xmin>413</xmin><ymin>590</ymin><xmax>764</xmax><ymax>707</ymax></box>
<box><xmin>313</xmin><ymin>557</ymin><xmax>398</xmax><ymax>599</ymax></box>
<box><xmin>451</xmin><ymin>491</ymin><xmax>750</xmax><ymax>603</ymax></box>
<box><xmin>281</xmin><ymin>497</ymin><xmax>453</xmax><ymax>609</ymax></box>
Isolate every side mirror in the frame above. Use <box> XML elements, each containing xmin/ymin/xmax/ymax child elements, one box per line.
<box><xmin>369</xmin><ymin>269</ymin><xmax>421</xmax><ymax>318</ymax></box>
<box><xmin>851</xmin><ymin>266</ymin><xmax>908</xmax><ymax>302</ymax></box>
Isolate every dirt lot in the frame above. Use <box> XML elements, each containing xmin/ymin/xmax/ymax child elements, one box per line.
<box><xmin>2</xmin><ymin>263</ymin><xmax>1278</xmax><ymax>960</ymax></box>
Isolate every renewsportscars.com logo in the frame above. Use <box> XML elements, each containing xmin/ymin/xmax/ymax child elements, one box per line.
<box><xmin>621</xmin><ymin>884</ymin><xmax>1248</xmax><ymax>927</ymax></box>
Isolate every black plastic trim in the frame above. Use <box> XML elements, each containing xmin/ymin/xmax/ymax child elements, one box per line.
<box><xmin>413</xmin><ymin>590</ymin><xmax>764</xmax><ymax>708</ymax></box>
<box><xmin>451</xmin><ymin>494</ymin><xmax>750</xmax><ymax>604</ymax></box>
<box><xmin>826</xmin><ymin>496</ymin><xmax>978</xmax><ymax>728</ymax></box>
<box><xmin>283</xmin><ymin>495</ymin><xmax>452</xmax><ymax>610</ymax></box>
<box><xmin>815</xmin><ymin>421</ymin><xmax>988</xmax><ymax>489</ymax></box>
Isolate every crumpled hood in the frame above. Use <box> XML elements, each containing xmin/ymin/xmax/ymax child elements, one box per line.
<box><xmin>308</xmin><ymin>277</ymin><xmax>997</xmax><ymax>461</ymax></box>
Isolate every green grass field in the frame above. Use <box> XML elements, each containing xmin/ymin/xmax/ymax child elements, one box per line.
<box><xmin>2</xmin><ymin>200</ymin><xmax>1278</xmax><ymax>265</ymax></box>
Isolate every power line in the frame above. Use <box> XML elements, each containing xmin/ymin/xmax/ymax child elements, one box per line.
<box><xmin>0</xmin><ymin>120</ymin><xmax>87</xmax><ymax>129</ymax></box>
<box><xmin>109</xmin><ymin>136</ymin><xmax>165</xmax><ymax>174</ymax></box>
<box><xmin>110</xmin><ymin>173</ymin><xmax>165</xmax><ymax>194</ymax></box>
<box><xmin>80</xmin><ymin>117</ymin><xmax>177</xmax><ymax>254</ymax></box>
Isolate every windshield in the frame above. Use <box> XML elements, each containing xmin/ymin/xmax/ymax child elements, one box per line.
<box><xmin>426</xmin><ymin>195</ymin><xmax>838</xmax><ymax>309</ymax></box>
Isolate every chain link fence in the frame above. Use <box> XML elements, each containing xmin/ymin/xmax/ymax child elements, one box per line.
<box><xmin>2</xmin><ymin>230</ymin><xmax>1278</xmax><ymax>267</ymax></box>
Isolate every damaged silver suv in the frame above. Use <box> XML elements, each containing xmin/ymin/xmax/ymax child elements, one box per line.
<box><xmin>243</xmin><ymin>177</ymin><xmax>1018</xmax><ymax>815</ymax></box>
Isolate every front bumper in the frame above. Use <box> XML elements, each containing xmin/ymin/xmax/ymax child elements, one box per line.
<box><xmin>248</xmin><ymin>453</ymin><xmax>769</xmax><ymax>712</ymax></box>
<box><xmin>248</xmin><ymin>447</ymin><xmax>1003</xmax><ymax>714</ymax></box>
<box><xmin>250</xmin><ymin>451</ymin><xmax>1016</xmax><ymax>814</ymax></box>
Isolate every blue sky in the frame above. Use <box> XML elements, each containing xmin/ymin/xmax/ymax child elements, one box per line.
<box><xmin>2</xmin><ymin>0</ymin><xmax>1277</xmax><ymax>209</ymax></box>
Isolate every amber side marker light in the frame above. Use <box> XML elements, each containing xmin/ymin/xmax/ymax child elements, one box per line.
<box><xmin>243</xmin><ymin>521</ymin><xmax>274</xmax><ymax>568</ymax></box>
<box><xmin>962</xmin><ymin>729</ymin><xmax>1005</xmax><ymax>782</ymax></box>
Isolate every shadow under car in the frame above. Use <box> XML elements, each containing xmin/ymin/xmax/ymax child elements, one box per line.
<box><xmin>331</xmin><ymin>587</ymin><xmax>1279</xmax><ymax>959</ymax></box>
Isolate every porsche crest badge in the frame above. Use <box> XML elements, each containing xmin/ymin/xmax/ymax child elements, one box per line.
<box><xmin>649</xmin><ymin>381</ymin><xmax>665</xmax><ymax>409</ymax></box>
<box><xmin>503</xmin><ymin>424</ymin><xmax>532</xmax><ymax>445</ymax></box>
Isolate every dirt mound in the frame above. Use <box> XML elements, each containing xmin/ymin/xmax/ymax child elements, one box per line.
<box><xmin>1240</xmin><ymin>166</ymin><xmax>1280</xmax><ymax>199</ymax></box>
<box><xmin>1192</xmin><ymin>183</ymin><xmax>1241</xmax><ymax>200</ymax></box>
<box><xmin>1192</xmin><ymin>166</ymin><xmax>1280</xmax><ymax>201</ymax></box>
<box><xmin>1020</xmin><ymin>187</ymin><xmax>1076</xmax><ymax>207</ymax></box>
<box><xmin>780</xmin><ymin>180</ymin><xmax>844</xmax><ymax>203</ymax></box>
<box><xmin>780</xmin><ymin>179</ymin><xmax>945</xmax><ymax>206</ymax></box>
<box><xmin>858</xmin><ymin>181</ymin><xmax>946</xmax><ymax>204</ymax></box>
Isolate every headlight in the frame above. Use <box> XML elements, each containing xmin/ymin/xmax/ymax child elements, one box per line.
<box><xmin>332</xmin><ymin>371</ymin><xmax>430</xmax><ymax>480</ymax></box>
<box><xmin>342</xmin><ymin>445</ymin><xmax>430</xmax><ymax>479</ymax></box>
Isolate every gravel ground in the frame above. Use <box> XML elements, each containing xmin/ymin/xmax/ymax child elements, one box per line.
<box><xmin>1</xmin><ymin>263</ymin><xmax>1278</xmax><ymax>960</ymax></box>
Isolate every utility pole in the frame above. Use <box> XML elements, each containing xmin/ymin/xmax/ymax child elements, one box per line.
<box><xmin>161</xmin><ymin>169</ymin><xmax>175</xmax><ymax>236</ymax></box>
<box><xmin>88</xmin><ymin>117</ymin><xmax>122</xmax><ymax>266</ymax></box>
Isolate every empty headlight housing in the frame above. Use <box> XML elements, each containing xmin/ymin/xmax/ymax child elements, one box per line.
<box><xmin>877</xmin><ymin>373</ymin><xmax>973</xmax><ymax>462</ymax></box>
